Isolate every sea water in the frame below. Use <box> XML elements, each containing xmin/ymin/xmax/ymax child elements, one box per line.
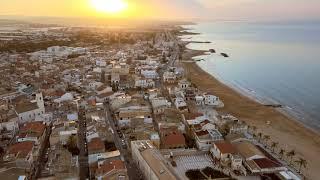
<box><xmin>182</xmin><ymin>21</ymin><xmax>320</xmax><ymax>132</ymax></box>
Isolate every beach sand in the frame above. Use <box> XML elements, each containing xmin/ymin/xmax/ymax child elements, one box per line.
<box><xmin>181</xmin><ymin>48</ymin><xmax>320</xmax><ymax>180</ymax></box>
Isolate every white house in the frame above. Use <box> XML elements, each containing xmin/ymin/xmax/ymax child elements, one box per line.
<box><xmin>117</xmin><ymin>106</ymin><xmax>152</xmax><ymax>128</ymax></box>
<box><xmin>210</xmin><ymin>141</ymin><xmax>238</xmax><ymax>161</ymax></box>
<box><xmin>195</xmin><ymin>95</ymin><xmax>205</xmax><ymax>106</ymax></box>
<box><xmin>174</xmin><ymin>97</ymin><xmax>187</xmax><ymax>111</ymax></box>
<box><xmin>204</xmin><ymin>94</ymin><xmax>220</xmax><ymax>106</ymax></box>
<box><xmin>135</xmin><ymin>79</ymin><xmax>155</xmax><ymax>89</ymax></box>
<box><xmin>150</xmin><ymin>97</ymin><xmax>171</xmax><ymax>114</ymax></box>
<box><xmin>163</xmin><ymin>71</ymin><xmax>176</xmax><ymax>83</ymax></box>
<box><xmin>178</xmin><ymin>79</ymin><xmax>191</xmax><ymax>90</ymax></box>
<box><xmin>0</xmin><ymin>119</ymin><xmax>19</xmax><ymax>132</ymax></box>
<box><xmin>141</xmin><ymin>70</ymin><xmax>159</xmax><ymax>79</ymax></box>
<box><xmin>111</xmin><ymin>73</ymin><xmax>120</xmax><ymax>85</ymax></box>
<box><xmin>195</xmin><ymin>94</ymin><xmax>221</xmax><ymax>106</ymax></box>
<box><xmin>194</xmin><ymin>129</ymin><xmax>224</xmax><ymax>151</ymax></box>
<box><xmin>88</xmin><ymin>81</ymin><xmax>104</xmax><ymax>91</ymax></box>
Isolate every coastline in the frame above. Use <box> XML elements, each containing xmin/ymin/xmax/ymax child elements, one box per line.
<box><xmin>181</xmin><ymin>46</ymin><xmax>320</xmax><ymax>180</ymax></box>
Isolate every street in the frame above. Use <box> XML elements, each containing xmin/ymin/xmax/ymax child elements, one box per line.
<box><xmin>104</xmin><ymin>103</ymin><xmax>144</xmax><ymax>180</ymax></box>
<box><xmin>78</xmin><ymin>108</ymin><xmax>89</xmax><ymax>180</ymax></box>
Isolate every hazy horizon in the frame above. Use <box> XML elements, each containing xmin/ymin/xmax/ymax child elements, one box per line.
<box><xmin>1</xmin><ymin>0</ymin><xmax>320</xmax><ymax>23</ymax></box>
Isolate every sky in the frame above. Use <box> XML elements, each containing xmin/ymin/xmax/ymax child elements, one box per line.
<box><xmin>1</xmin><ymin>0</ymin><xmax>320</xmax><ymax>21</ymax></box>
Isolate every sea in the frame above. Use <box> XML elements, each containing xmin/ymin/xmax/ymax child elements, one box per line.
<box><xmin>181</xmin><ymin>21</ymin><xmax>320</xmax><ymax>132</ymax></box>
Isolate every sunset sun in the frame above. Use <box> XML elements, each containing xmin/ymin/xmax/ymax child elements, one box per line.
<box><xmin>90</xmin><ymin>0</ymin><xmax>128</xmax><ymax>14</ymax></box>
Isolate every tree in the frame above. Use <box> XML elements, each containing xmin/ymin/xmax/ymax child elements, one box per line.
<box><xmin>286</xmin><ymin>150</ymin><xmax>296</xmax><ymax>165</ymax></box>
<box><xmin>279</xmin><ymin>149</ymin><xmax>285</xmax><ymax>160</ymax></box>
<box><xmin>271</xmin><ymin>142</ymin><xmax>279</xmax><ymax>153</ymax></box>
<box><xmin>66</xmin><ymin>135</ymin><xmax>79</xmax><ymax>155</ymax></box>
<box><xmin>295</xmin><ymin>157</ymin><xmax>307</xmax><ymax>173</ymax></box>
<box><xmin>252</xmin><ymin>134</ymin><xmax>257</xmax><ymax>139</ymax></box>
<box><xmin>257</xmin><ymin>132</ymin><xmax>263</xmax><ymax>143</ymax></box>
<box><xmin>251</xmin><ymin>126</ymin><xmax>257</xmax><ymax>135</ymax></box>
<box><xmin>263</xmin><ymin>135</ymin><xmax>271</xmax><ymax>148</ymax></box>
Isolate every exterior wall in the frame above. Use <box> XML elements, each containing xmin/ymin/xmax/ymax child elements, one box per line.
<box><xmin>17</xmin><ymin>136</ymin><xmax>39</xmax><ymax>144</ymax></box>
<box><xmin>195</xmin><ymin>137</ymin><xmax>212</xmax><ymax>151</ymax></box>
<box><xmin>135</xmin><ymin>80</ymin><xmax>155</xmax><ymax>88</ymax></box>
<box><xmin>97</xmin><ymin>170</ymin><xmax>128</xmax><ymax>180</ymax></box>
<box><xmin>131</xmin><ymin>142</ymin><xmax>161</xmax><ymax>180</ymax></box>
<box><xmin>0</xmin><ymin>91</ymin><xmax>20</xmax><ymax>102</ymax></box>
<box><xmin>210</xmin><ymin>145</ymin><xmax>221</xmax><ymax>159</ymax></box>
<box><xmin>0</xmin><ymin>120</ymin><xmax>19</xmax><ymax>131</ymax></box>
<box><xmin>231</xmin><ymin>156</ymin><xmax>243</xmax><ymax>170</ymax></box>
<box><xmin>18</xmin><ymin>108</ymin><xmax>44</xmax><ymax>124</ymax></box>
<box><xmin>204</xmin><ymin>95</ymin><xmax>219</xmax><ymax>106</ymax></box>
<box><xmin>118</xmin><ymin>119</ymin><xmax>131</xmax><ymax>127</ymax></box>
<box><xmin>16</xmin><ymin>156</ymin><xmax>33</xmax><ymax>169</ymax></box>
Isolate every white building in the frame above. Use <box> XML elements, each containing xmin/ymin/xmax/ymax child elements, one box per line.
<box><xmin>141</xmin><ymin>70</ymin><xmax>158</xmax><ymax>79</ymax></box>
<box><xmin>135</xmin><ymin>79</ymin><xmax>155</xmax><ymax>89</ymax></box>
<box><xmin>150</xmin><ymin>97</ymin><xmax>171</xmax><ymax>114</ymax></box>
<box><xmin>162</xmin><ymin>71</ymin><xmax>176</xmax><ymax>84</ymax></box>
<box><xmin>194</xmin><ymin>129</ymin><xmax>224</xmax><ymax>151</ymax></box>
<box><xmin>178</xmin><ymin>79</ymin><xmax>191</xmax><ymax>90</ymax></box>
<box><xmin>174</xmin><ymin>97</ymin><xmax>187</xmax><ymax>111</ymax></box>
<box><xmin>15</xmin><ymin>92</ymin><xmax>45</xmax><ymax>124</ymax></box>
<box><xmin>131</xmin><ymin>140</ymin><xmax>178</xmax><ymax>180</ymax></box>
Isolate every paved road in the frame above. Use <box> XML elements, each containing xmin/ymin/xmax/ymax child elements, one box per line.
<box><xmin>104</xmin><ymin>103</ymin><xmax>144</xmax><ymax>180</ymax></box>
<box><xmin>28</xmin><ymin>123</ymin><xmax>52</xmax><ymax>180</ymax></box>
<box><xmin>78</xmin><ymin>109</ymin><xmax>89</xmax><ymax>180</ymax></box>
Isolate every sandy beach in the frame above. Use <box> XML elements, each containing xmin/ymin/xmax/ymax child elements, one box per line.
<box><xmin>181</xmin><ymin>48</ymin><xmax>320</xmax><ymax>180</ymax></box>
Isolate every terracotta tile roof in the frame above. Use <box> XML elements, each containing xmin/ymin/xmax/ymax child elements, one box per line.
<box><xmin>7</xmin><ymin>141</ymin><xmax>34</xmax><ymax>158</ymax></box>
<box><xmin>96</xmin><ymin>160</ymin><xmax>126</xmax><ymax>176</ymax></box>
<box><xmin>88</xmin><ymin>137</ymin><xmax>105</xmax><ymax>152</ymax></box>
<box><xmin>195</xmin><ymin>130</ymin><xmax>209</xmax><ymax>137</ymax></box>
<box><xmin>214</xmin><ymin>141</ymin><xmax>238</xmax><ymax>154</ymax></box>
<box><xmin>202</xmin><ymin>119</ymin><xmax>210</xmax><ymax>125</ymax></box>
<box><xmin>163</xmin><ymin>131</ymin><xmax>185</xmax><ymax>146</ymax></box>
<box><xmin>19</xmin><ymin>121</ymin><xmax>46</xmax><ymax>138</ymax></box>
<box><xmin>190</xmin><ymin>123</ymin><xmax>202</xmax><ymax>130</ymax></box>
<box><xmin>234</xmin><ymin>142</ymin><xmax>265</xmax><ymax>159</ymax></box>
<box><xmin>253</xmin><ymin>158</ymin><xmax>282</xmax><ymax>169</ymax></box>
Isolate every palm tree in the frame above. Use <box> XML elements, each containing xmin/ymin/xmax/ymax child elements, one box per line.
<box><xmin>286</xmin><ymin>150</ymin><xmax>296</xmax><ymax>165</ymax></box>
<box><xmin>257</xmin><ymin>132</ymin><xmax>263</xmax><ymax>143</ymax></box>
<box><xmin>295</xmin><ymin>157</ymin><xmax>307</xmax><ymax>173</ymax></box>
<box><xmin>263</xmin><ymin>135</ymin><xmax>271</xmax><ymax>147</ymax></box>
<box><xmin>279</xmin><ymin>149</ymin><xmax>285</xmax><ymax>160</ymax></box>
<box><xmin>270</xmin><ymin>142</ymin><xmax>279</xmax><ymax>153</ymax></box>
<box><xmin>252</xmin><ymin>133</ymin><xmax>257</xmax><ymax>139</ymax></box>
<box><xmin>251</xmin><ymin>126</ymin><xmax>257</xmax><ymax>135</ymax></box>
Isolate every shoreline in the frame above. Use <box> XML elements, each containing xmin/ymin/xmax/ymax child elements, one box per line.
<box><xmin>181</xmin><ymin>46</ymin><xmax>320</xmax><ymax>180</ymax></box>
<box><xmin>191</xmin><ymin>55</ymin><xmax>320</xmax><ymax>134</ymax></box>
